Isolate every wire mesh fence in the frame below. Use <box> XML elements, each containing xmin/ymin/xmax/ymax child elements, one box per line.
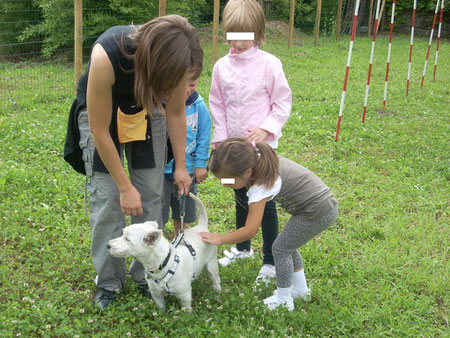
<box><xmin>0</xmin><ymin>1</ymin><xmax>282</xmax><ymax>111</ymax></box>
<box><xmin>0</xmin><ymin>1</ymin><xmax>214</xmax><ymax>110</ymax></box>
<box><xmin>0</xmin><ymin>0</ymin><xmax>370</xmax><ymax>111</ymax></box>
<box><xmin>1</xmin><ymin>0</ymin><xmax>448</xmax><ymax>112</ymax></box>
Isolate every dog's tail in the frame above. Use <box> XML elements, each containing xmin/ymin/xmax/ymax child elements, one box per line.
<box><xmin>189</xmin><ymin>192</ymin><xmax>208</xmax><ymax>228</ymax></box>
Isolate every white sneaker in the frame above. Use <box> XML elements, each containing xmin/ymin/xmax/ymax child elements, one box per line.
<box><xmin>255</xmin><ymin>264</ymin><xmax>276</xmax><ymax>285</ymax></box>
<box><xmin>236</xmin><ymin>248</ymin><xmax>254</xmax><ymax>259</ymax></box>
<box><xmin>263</xmin><ymin>294</ymin><xmax>294</xmax><ymax>311</ymax></box>
<box><xmin>218</xmin><ymin>247</ymin><xmax>254</xmax><ymax>267</ymax></box>
<box><xmin>217</xmin><ymin>249</ymin><xmax>236</xmax><ymax>267</ymax></box>
<box><xmin>274</xmin><ymin>288</ymin><xmax>312</xmax><ymax>302</ymax></box>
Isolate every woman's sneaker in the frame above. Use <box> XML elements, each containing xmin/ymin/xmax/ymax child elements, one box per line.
<box><xmin>93</xmin><ymin>288</ymin><xmax>116</xmax><ymax>309</ymax></box>
<box><xmin>255</xmin><ymin>264</ymin><xmax>276</xmax><ymax>285</ymax></box>
<box><xmin>218</xmin><ymin>247</ymin><xmax>254</xmax><ymax>267</ymax></box>
<box><xmin>263</xmin><ymin>294</ymin><xmax>294</xmax><ymax>311</ymax></box>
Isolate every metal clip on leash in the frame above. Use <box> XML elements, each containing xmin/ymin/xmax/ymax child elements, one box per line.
<box><xmin>179</xmin><ymin>192</ymin><xmax>186</xmax><ymax>234</ymax></box>
<box><xmin>178</xmin><ymin>190</ymin><xmax>197</xmax><ymax>281</ymax></box>
<box><xmin>170</xmin><ymin>182</ymin><xmax>188</xmax><ymax>247</ymax></box>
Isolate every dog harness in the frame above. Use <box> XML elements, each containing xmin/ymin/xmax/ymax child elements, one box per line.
<box><xmin>172</xmin><ymin>233</ymin><xmax>197</xmax><ymax>282</ymax></box>
<box><xmin>145</xmin><ymin>200</ymin><xmax>198</xmax><ymax>293</ymax></box>
<box><xmin>145</xmin><ymin>247</ymin><xmax>180</xmax><ymax>293</ymax></box>
<box><xmin>145</xmin><ymin>234</ymin><xmax>197</xmax><ymax>293</ymax></box>
<box><xmin>169</xmin><ymin>193</ymin><xmax>197</xmax><ymax>282</ymax></box>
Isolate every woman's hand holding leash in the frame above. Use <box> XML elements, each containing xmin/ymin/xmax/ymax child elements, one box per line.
<box><xmin>174</xmin><ymin>167</ymin><xmax>192</xmax><ymax>196</ymax></box>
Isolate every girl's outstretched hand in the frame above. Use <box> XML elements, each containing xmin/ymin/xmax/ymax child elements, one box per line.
<box><xmin>199</xmin><ymin>232</ymin><xmax>223</xmax><ymax>245</ymax></box>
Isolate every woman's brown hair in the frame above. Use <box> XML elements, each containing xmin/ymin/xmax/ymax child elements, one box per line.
<box><xmin>210</xmin><ymin>137</ymin><xmax>279</xmax><ymax>189</ymax></box>
<box><xmin>128</xmin><ymin>15</ymin><xmax>203</xmax><ymax>115</ymax></box>
<box><xmin>222</xmin><ymin>0</ymin><xmax>266</xmax><ymax>46</ymax></box>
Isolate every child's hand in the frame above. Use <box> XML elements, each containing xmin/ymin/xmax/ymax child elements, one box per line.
<box><xmin>247</xmin><ymin>128</ymin><xmax>269</xmax><ymax>143</ymax></box>
<box><xmin>194</xmin><ymin>168</ymin><xmax>208</xmax><ymax>183</ymax></box>
<box><xmin>199</xmin><ymin>231</ymin><xmax>223</xmax><ymax>245</ymax></box>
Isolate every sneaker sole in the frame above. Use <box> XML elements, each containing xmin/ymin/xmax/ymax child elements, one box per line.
<box><xmin>273</xmin><ymin>289</ymin><xmax>312</xmax><ymax>302</ymax></box>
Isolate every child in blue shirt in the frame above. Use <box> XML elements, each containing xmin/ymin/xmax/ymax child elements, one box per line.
<box><xmin>162</xmin><ymin>79</ymin><xmax>212</xmax><ymax>238</ymax></box>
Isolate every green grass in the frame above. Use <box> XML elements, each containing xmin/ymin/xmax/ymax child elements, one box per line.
<box><xmin>0</xmin><ymin>30</ymin><xmax>449</xmax><ymax>337</ymax></box>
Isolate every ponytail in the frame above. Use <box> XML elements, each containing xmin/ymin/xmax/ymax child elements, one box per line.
<box><xmin>251</xmin><ymin>142</ymin><xmax>279</xmax><ymax>189</ymax></box>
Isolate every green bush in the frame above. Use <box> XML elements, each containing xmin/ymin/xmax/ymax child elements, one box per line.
<box><xmin>17</xmin><ymin>0</ymin><xmax>206</xmax><ymax>59</ymax></box>
<box><xmin>0</xmin><ymin>0</ymin><xmax>43</xmax><ymax>57</ymax></box>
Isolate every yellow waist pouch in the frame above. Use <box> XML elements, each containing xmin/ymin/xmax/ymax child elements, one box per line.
<box><xmin>117</xmin><ymin>105</ymin><xmax>148</xmax><ymax>144</ymax></box>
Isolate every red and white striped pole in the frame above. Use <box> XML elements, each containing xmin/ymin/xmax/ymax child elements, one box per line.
<box><xmin>383</xmin><ymin>0</ymin><xmax>396</xmax><ymax>108</ymax></box>
<box><xmin>362</xmin><ymin>0</ymin><xmax>382</xmax><ymax>123</ymax></box>
<box><xmin>406</xmin><ymin>0</ymin><xmax>417</xmax><ymax>97</ymax></box>
<box><xmin>335</xmin><ymin>0</ymin><xmax>361</xmax><ymax>141</ymax></box>
<box><xmin>433</xmin><ymin>0</ymin><xmax>445</xmax><ymax>80</ymax></box>
<box><xmin>420</xmin><ymin>0</ymin><xmax>440</xmax><ymax>88</ymax></box>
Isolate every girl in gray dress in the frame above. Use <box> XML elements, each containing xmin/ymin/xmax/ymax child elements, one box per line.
<box><xmin>200</xmin><ymin>137</ymin><xmax>338</xmax><ymax>311</ymax></box>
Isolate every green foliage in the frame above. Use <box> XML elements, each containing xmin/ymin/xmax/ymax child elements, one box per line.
<box><xmin>268</xmin><ymin>0</ymin><xmax>449</xmax><ymax>35</ymax></box>
<box><xmin>166</xmin><ymin>0</ymin><xmax>209</xmax><ymax>27</ymax></box>
<box><xmin>18</xmin><ymin>0</ymin><xmax>207</xmax><ymax>58</ymax></box>
<box><xmin>0</xmin><ymin>0</ymin><xmax>43</xmax><ymax>56</ymax></box>
<box><xmin>2</xmin><ymin>0</ymin><xmax>448</xmax><ymax>59</ymax></box>
<box><xmin>386</xmin><ymin>0</ymin><xmax>449</xmax><ymax>30</ymax></box>
<box><xmin>393</xmin><ymin>0</ymin><xmax>449</xmax><ymax>15</ymax></box>
<box><xmin>0</xmin><ymin>21</ymin><xmax>449</xmax><ymax>338</ymax></box>
<box><xmin>20</xmin><ymin>0</ymin><xmax>159</xmax><ymax>58</ymax></box>
<box><xmin>268</xmin><ymin>0</ymin><xmax>337</xmax><ymax>34</ymax></box>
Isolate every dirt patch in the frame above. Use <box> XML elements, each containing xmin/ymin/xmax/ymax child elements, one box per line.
<box><xmin>377</xmin><ymin>109</ymin><xmax>395</xmax><ymax>116</ymax></box>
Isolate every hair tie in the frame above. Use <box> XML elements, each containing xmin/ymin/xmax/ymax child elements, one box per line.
<box><xmin>251</xmin><ymin>141</ymin><xmax>257</xmax><ymax>149</ymax></box>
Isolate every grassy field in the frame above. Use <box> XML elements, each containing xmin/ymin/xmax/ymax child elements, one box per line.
<box><xmin>0</xmin><ymin>28</ymin><xmax>449</xmax><ymax>337</ymax></box>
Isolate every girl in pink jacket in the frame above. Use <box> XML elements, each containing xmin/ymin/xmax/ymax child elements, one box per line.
<box><xmin>209</xmin><ymin>0</ymin><xmax>292</xmax><ymax>283</ymax></box>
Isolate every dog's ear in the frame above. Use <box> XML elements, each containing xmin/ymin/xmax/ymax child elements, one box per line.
<box><xmin>143</xmin><ymin>230</ymin><xmax>162</xmax><ymax>246</ymax></box>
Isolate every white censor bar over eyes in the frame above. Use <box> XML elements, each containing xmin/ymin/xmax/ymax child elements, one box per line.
<box><xmin>226</xmin><ymin>32</ymin><xmax>255</xmax><ymax>41</ymax></box>
<box><xmin>221</xmin><ymin>178</ymin><xmax>236</xmax><ymax>184</ymax></box>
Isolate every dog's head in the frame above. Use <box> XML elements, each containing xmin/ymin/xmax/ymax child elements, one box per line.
<box><xmin>107</xmin><ymin>221</ymin><xmax>163</xmax><ymax>260</ymax></box>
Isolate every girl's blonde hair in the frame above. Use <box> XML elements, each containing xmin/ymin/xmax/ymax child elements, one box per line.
<box><xmin>210</xmin><ymin>137</ymin><xmax>279</xmax><ymax>189</ymax></box>
<box><xmin>129</xmin><ymin>15</ymin><xmax>203</xmax><ymax>115</ymax></box>
<box><xmin>222</xmin><ymin>0</ymin><xmax>266</xmax><ymax>46</ymax></box>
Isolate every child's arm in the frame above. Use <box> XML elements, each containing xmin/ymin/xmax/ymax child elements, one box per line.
<box><xmin>199</xmin><ymin>198</ymin><xmax>269</xmax><ymax>245</ymax></box>
<box><xmin>209</xmin><ymin>64</ymin><xmax>229</xmax><ymax>144</ymax></box>
<box><xmin>258</xmin><ymin>58</ymin><xmax>292</xmax><ymax>140</ymax></box>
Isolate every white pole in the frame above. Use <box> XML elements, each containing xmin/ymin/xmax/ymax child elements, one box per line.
<box><xmin>335</xmin><ymin>0</ymin><xmax>361</xmax><ymax>141</ymax></box>
<box><xmin>383</xmin><ymin>0</ymin><xmax>396</xmax><ymax>108</ymax></box>
<box><xmin>420</xmin><ymin>0</ymin><xmax>440</xmax><ymax>88</ymax></box>
<box><xmin>362</xmin><ymin>0</ymin><xmax>382</xmax><ymax>123</ymax></box>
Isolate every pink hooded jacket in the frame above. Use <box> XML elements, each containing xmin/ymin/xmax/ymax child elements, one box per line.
<box><xmin>209</xmin><ymin>46</ymin><xmax>292</xmax><ymax>147</ymax></box>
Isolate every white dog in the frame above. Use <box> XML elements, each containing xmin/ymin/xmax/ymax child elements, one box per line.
<box><xmin>107</xmin><ymin>193</ymin><xmax>221</xmax><ymax>311</ymax></box>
